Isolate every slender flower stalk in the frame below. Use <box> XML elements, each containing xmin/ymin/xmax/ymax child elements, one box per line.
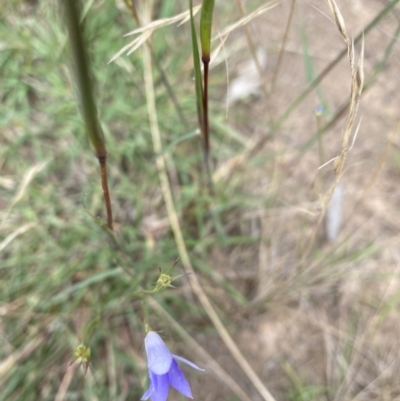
<box><xmin>141</xmin><ymin>331</ymin><xmax>204</xmax><ymax>401</ymax></box>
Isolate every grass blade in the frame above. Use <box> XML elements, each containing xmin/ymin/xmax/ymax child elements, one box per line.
<box><xmin>61</xmin><ymin>0</ymin><xmax>105</xmax><ymax>156</ymax></box>
<box><xmin>61</xmin><ymin>0</ymin><xmax>113</xmax><ymax>230</ymax></box>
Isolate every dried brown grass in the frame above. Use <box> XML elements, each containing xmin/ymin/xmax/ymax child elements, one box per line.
<box><xmin>194</xmin><ymin>0</ymin><xmax>400</xmax><ymax>399</ymax></box>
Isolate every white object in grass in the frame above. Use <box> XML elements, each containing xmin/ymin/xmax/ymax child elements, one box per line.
<box><xmin>325</xmin><ymin>184</ymin><xmax>344</xmax><ymax>241</ymax></box>
<box><xmin>226</xmin><ymin>48</ymin><xmax>267</xmax><ymax>106</ymax></box>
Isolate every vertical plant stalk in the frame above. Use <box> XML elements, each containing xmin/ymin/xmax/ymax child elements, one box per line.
<box><xmin>61</xmin><ymin>0</ymin><xmax>113</xmax><ymax>230</ymax></box>
<box><xmin>99</xmin><ymin>157</ymin><xmax>113</xmax><ymax>230</ymax></box>
<box><xmin>200</xmin><ymin>0</ymin><xmax>214</xmax><ymax>157</ymax></box>
<box><xmin>203</xmin><ymin>58</ymin><xmax>210</xmax><ymax>155</ymax></box>
<box><xmin>201</xmin><ymin>56</ymin><xmax>215</xmax><ymax>193</ymax></box>
<box><xmin>123</xmin><ymin>0</ymin><xmax>190</xmax><ymax>129</ymax></box>
<box><xmin>142</xmin><ymin>32</ymin><xmax>276</xmax><ymax>401</ymax></box>
<box><xmin>190</xmin><ymin>0</ymin><xmax>214</xmax><ymax>191</ymax></box>
<box><xmin>189</xmin><ymin>1</ymin><xmax>204</xmax><ymax>131</ymax></box>
<box><xmin>55</xmin><ymin>363</ymin><xmax>78</xmax><ymax>401</ymax></box>
<box><xmin>270</xmin><ymin>0</ymin><xmax>296</xmax><ymax>94</ymax></box>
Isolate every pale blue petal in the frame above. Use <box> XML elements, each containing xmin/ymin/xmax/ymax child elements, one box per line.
<box><xmin>141</xmin><ymin>370</ymin><xmax>154</xmax><ymax>400</ymax></box>
<box><xmin>151</xmin><ymin>371</ymin><xmax>169</xmax><ymax>401</ymax></box>
<box><xmin>168</xmin><ymin>359</ymin><xmax>193</xmax><ymax>399</ymax></box>
<box><xmin>145</xmin><ymin>332</ymin><xmax>173</xmax><ymax>375</ymax></box>
<box><xmin>172</xmin><ymin>355</ymin><xmax>205</xmax><ymax>371</ymax></box>
<box><xmin>141</xmin><ymin>385</ymin><xmax>154</xmax><ymax>400</ymax></box>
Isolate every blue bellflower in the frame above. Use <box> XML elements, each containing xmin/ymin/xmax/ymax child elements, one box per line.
<box><xmin>141</xmin><ymin>331</ymin><xmax>204</xmax><ymax>401</ymax></box>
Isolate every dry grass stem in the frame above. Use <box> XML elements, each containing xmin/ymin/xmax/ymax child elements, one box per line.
<box><xmin>1</xmin><ymin>161</ymin><xmax>49</xmax><ymax>227</ymax></box>
<box><xmin>0</xmin><ymin>222</ymin><xmax>35</xmax><ymax>253</ymax></box>
<box><xmin>54</xmin><ymin>363</ymin><xmax>79</xmax><ymax>401</ymax></box>
<box><xmin>301</xmin><ymin>0</ymin><xmax>364</xmax><ymax>263</ymax></box>
<box><xmin>142</xmin><ymin>12</ymin><xmax>276</xmax><ymax>400</ymax></box>
<box><xmin>0</xmin><ymin>334</ymin><xmax>46</xmax><ymax>378</ymax></box>
<box><xmin>106</xmin><ymin>338</ymin><xmax>117</xmax><ymax>400</ymax></box>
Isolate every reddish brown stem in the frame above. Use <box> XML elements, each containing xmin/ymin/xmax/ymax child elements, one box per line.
<box><xmin>202</xmin><ymin>57</ymin><xmax>210</xmax><ymax>155</ymax></box>
<box><xmin>98</xmin><ymin>156</ymin><xmax>113</xmax><ymax>231</ymax></box>
<box><xmin>202</xmin><ymin>57</ymin><xmax>214</xmax><ymax>193</ymax></box>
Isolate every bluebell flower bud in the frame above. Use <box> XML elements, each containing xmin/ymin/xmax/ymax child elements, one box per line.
<box><xmin>315</xmin><ymin>105</ymin><xmax>324</xmax><ymax>116</ymax></box>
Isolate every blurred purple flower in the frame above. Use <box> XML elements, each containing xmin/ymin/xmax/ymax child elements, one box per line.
<box><xmin>141</xmin><ymin>331</ymin><xmax>204</xmax><ymax>401</ymax></box>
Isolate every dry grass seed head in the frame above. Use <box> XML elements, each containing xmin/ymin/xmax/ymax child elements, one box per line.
<box><xmin>327</xmin><ymin>1</ymin><xmax>364</xmax><ymax>178</ymax></box>
<box><xmin>109</xmin><ymin>5</ymin><xmax>201</xmax><ymax>63</ymax></box>
<box><xmin>328</xmin><ymin>0</ymin><xmax>348</xmax><ymax>42</ymax></box>
<box><xmin>357</xmin><ymin>34</ymin><xmax>365</xmax><ymax>96</ymax></box>
<box><xmin>300</xmin><ymin>0</ymin><xmax>365</xmax><ymax>264</ymax></box>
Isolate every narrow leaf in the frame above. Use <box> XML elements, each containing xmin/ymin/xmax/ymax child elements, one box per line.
<box><xmin>200</xmin><ymin>0</ymin><xmax>215</xmax><ymax>60</ymax></box>
<box><xmin>61</xmin><ymin>0</ymin><xmax>106</xmax><ymax>157</ymax></box>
